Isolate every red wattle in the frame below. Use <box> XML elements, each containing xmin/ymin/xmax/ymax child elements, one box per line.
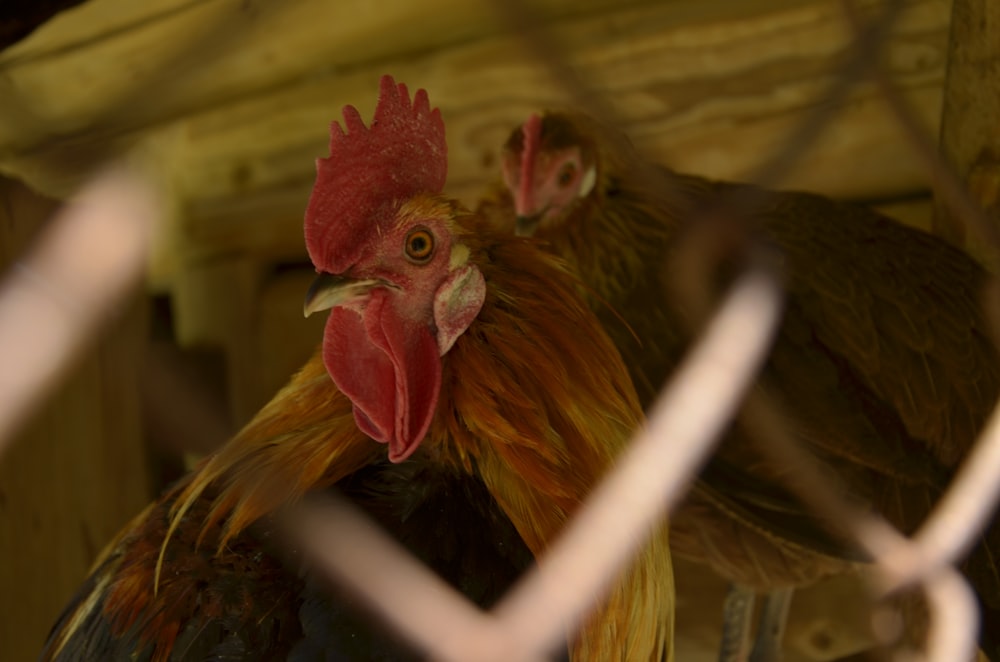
<box><xmin>323</xmin><ymin>291</ymin><xmax>441</xmax><ymax>462</ymax></box>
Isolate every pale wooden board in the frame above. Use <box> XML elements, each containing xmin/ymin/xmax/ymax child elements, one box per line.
<box><xmin>162</xmin><ymin>0</ymin><xmax>949</xmax><ymax>202</ymax></box>
<box><xmin>170</xmin><ymin>254</ymin><xmax>261</xmax><ymax>423</ymax></box>
<box><xmin>0</xmin><ymin>0</ymin><xmax>667</xmax><ymax>151</ymax></box>
<box><xmin>933</xmin><ymin>0</ymin><xmax>1000</xmax><ymax>267</ymax></box>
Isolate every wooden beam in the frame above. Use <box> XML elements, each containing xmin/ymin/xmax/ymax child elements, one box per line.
<box><xmin>166</xmin><ymin>0</ymin><xmax>950</xmax><ymax>201</ymax></box>
<box><xmin>0</xmin><ymin>0</ymin><xmax>670</xmax><ymax>155</ymax></box>
<box><xmin>0</xmin><ymin>0</ymin><xmax>86</xmax><ymax>51</ymax></box>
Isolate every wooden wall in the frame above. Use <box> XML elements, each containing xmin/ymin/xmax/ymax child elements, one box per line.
<box><xmin>0</xmin><ymin>176</ymin><xmax>152</xmax><ymax>660</ymax></box>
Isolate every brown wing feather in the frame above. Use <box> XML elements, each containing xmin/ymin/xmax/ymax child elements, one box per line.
<box><xmin>515</xmin><ymin>112</ymin><xmax>1000</xmax><ymax>611</ymax></box>
<box><xmin>760</xmin><ymin>189</ymin><xmax>1000</xmax><ymax>466</ymax></box>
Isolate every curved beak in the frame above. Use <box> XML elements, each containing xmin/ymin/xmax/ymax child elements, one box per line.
<box><xmin>303</xmin><ymin>272</ymin><xmax>381</xmax><ymax>318</ymax></box>
<box><xmin>515</xmin><ymin>212</ymin><xmax>544</xmax><ymax>237</ymax></box>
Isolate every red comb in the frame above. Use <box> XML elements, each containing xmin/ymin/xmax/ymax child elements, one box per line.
<box><xmin>304</xmin><ymin>75</ymin><xmax>447</xmax><ymax>273</ymax></box>
<box><xmin>517</xmin><ymin>114</ymin><xmax>543</xmax><ymax>216</ymax></box>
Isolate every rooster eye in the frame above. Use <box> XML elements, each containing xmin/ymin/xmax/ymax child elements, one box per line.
<box><xmin>404</xmin><ymin>228</ymin><xmax>435</xmax><ymax>263</ymax></box>
<box><xmin>557</xmin><ymin>163</ymin><xmax>576</xmax><ymax>187</ymax></box>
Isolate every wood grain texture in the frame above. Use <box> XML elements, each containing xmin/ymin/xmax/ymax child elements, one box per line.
<box><xmin>0</xmin><ymin>0</ymin><xmax>655</xmax><ymax>152</ymax></box>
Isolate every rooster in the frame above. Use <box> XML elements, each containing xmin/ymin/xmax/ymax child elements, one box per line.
<box><xmin>40</xmin><ymin>80</ymin><xmax>674</xmax><ymax>661</ymax></box>
<box><xmin>491</xmin><ymin>110</ymin><xmax>1000</xmax><ymax>660</ymax></box>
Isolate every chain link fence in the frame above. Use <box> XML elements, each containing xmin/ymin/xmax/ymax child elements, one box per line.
<box><xmin>1</xmin><ymin>0</ymin><xmax>998</xmax><ymax>660</ymax></box>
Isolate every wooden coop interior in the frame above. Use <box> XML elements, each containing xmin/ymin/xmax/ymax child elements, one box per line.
<box><xmin>0</xmin><ymin>0</ymin><xmax>997</xmax><ymax>660</ymax></box>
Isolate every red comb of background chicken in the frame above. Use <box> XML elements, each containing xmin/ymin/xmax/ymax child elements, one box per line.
<box><xmin>516</xmin><ymin>113</ymin><xmax>543</xmax><ymax>216</ymax></box>
<box><xmin>304</xmin><ymin>75</ymin><xmax>447</xmax><ymax>273</ymax></box>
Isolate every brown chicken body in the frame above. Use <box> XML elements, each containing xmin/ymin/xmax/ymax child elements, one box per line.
<box><xmin>41</xmin><ymin>82</ymin><xmax>673</xmax><ymax>661</ymax></box>
<box><xmin>493</xmin><ymin>110</ymin><xmax>1000</xmax><ymax>659</ymax></box>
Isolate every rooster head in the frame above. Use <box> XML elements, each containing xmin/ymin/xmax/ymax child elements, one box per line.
<box><xmin>302</xmin><ymin>75</ymin><xmax>486</xmax><ymax>463</ymax></box>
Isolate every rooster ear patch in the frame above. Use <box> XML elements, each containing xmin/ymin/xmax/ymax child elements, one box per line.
<box><xmin>433</xmin><ymin>264</ymin><xmax>486</xmax><ymax>356</ymax></box>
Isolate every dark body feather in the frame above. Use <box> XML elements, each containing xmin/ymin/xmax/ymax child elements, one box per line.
<box><xmin>491</xmin><ymin>111</ymin><xmax>1000</xmax><ymax>658</ymax></box>
<box><xmin>42</xmin><ymin>456</ymin><xmax>535</xmax><ymax>661</ymax></box>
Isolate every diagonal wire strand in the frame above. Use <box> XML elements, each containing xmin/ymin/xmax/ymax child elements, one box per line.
<box><xmin>0</xmin><ymin>166</ymin><xmax>156</xmax><ymax>460</ymax></box>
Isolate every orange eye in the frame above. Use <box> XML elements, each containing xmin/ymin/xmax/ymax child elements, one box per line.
<box><xmin>405</xmin><ymin>228</ymin><xmax>435</xmax><ymax>263</ymax></box>
<box><xmin>557</xmin><ymin>162</ymin><xmax>576</xmax><ymax>187</ymax></box>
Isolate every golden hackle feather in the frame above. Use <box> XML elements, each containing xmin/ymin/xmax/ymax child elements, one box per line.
<box><xmin>157</xmin><ymin>350</ymin><xmax>380</xmax><ymax>589</ymax></box>
<box><xmin>436</xmin><ymin>208</ymin><xmax>673</xmax><ymax>660</ymax></box>
<box><xmin>41</xmin><ymin>355</ymin><xmax>381</xmax><ymax>661</ymax></box>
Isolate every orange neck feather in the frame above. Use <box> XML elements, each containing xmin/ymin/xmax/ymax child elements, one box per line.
<box><xmin>430</xmin><ymin>221</ymin><xmax>673</xmax><ymax>660</ymax></box>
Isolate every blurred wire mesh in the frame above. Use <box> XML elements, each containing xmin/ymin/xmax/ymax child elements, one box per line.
<box><xmin>0</xmin><ymin>0</ymin><xmax>998</xmax><ymax>660</ymax></box>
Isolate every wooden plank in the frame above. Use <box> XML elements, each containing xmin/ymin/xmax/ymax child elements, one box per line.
<box><xmin>1</xmin><ymin>0</ymin><xmax>195</xmax><ymax>56</ymax></box>
<box><xmin>0</xmin><ymin>176</ymin><xmax>151</xmax><ymax>660</ymax></box>
<box><xmin>933</xmin><ymin>0</ymin><xmax>1000</xmax><ymax>266</ymax></box>
<box><xmin>171</xmin><ymin>262</ymin><xmax>323</xmax><ymax>426</ymax></box>
<box><xmin>166</xmin><ymin>0</ymin><xmax>950</xmax><ymax>202</ymax></box>
<box><xmin>0</xmin><ymin>0</ymin><xmax>827</xmax><ymax>200</ymax></box>
<box><xmin>181</xmin><ymin>183</ymin><xmax>313</xmax><ymax>266</ymax></box>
